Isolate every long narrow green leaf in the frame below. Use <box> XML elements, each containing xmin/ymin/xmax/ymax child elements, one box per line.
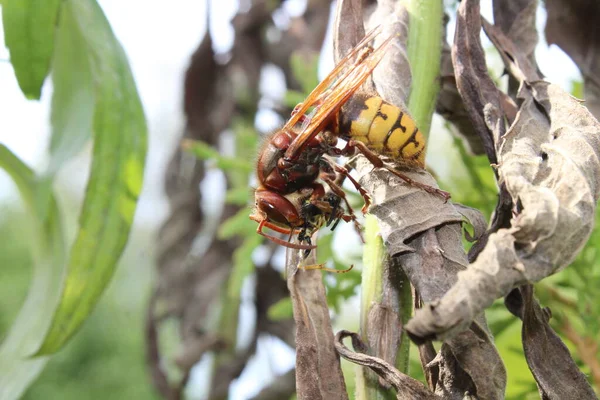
<box><xmin>1</xmin><ymin>0</ymin><xmax>62</xmax><ymax>99</ymax></box>
<box><xmin>46</xmin><ymin>0</ymin><xmax>95</xmax><ymax>175</ymax></box>
<box><xmin>35</xmin><ymin>0</ymin><xmax>147</xmax><ymax>355</ymax></box>
<box><xmin>0</xmin><ymin>145</ymin><xmax>66</xmax><ymax>400</ymax></box>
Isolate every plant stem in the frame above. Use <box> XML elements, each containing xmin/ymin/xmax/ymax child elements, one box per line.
<box><xmin>396</xmin><ymin>265</ymin><xmax>413</xmax><ymax>373</ymax></box>
<box><xmin>357</xmin><ymin>215</ymin><xmax>395</xmax><ymax>400</ymax></box>
<box><xmin>357</xmin><ymin>1</ymin><xmax>443</xmax><ymax>398</ymax></box>
<box><xmin>406</xmin><ymin>0</ymin><xmax>443</xmax><ymax>137</ymax></box>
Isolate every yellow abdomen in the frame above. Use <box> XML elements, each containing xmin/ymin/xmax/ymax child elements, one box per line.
<box><xmin>338</xmin><ymin>94</ymin><xmax>426</xmax><ymax>167</ymax></box>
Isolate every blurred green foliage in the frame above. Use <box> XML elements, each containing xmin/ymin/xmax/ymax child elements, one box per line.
<box><xmin>0</xmin><ymin>208</ymin><xmax>158</xmax><ymax>400</ymax></box>
<box><xmin>1</xmin><ymin>0</ymin><xmax>147</xmax><ymax>396</ymax></box>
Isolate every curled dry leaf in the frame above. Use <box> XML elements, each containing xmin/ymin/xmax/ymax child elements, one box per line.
<box><xmin>406</xmin><ymin>27</ymin><xmax>600</xmax><ymax>347</ymax></box>
<box><xmin>506</xmin><ymin>285</ymin><xmax>599</xmax><ymax>399</ymax></box>
<box><xmin>493</xmin><ymin>0</ymin><xmax>539</xmax><ymax>66</ymax></box>
<box><xmin>450</xmin><ymin>203</ymin><xmax>488</xmax><ymax>242</ymax></box>
<box><xmin>367</xmin><ymin>0</ymin><xmax>411</xmax><ymax>111</ymax></box>
<box><xmin>287</xmin><ymin>248</ymin><xmax>348</xmax><ymax>400</ymax></box>
<box><xmin>354</xmin><ymin>157</ymin><xmax>464</xmax><ymax>256</ymax></box>
<box><xmin>395</xmin><ymin>223</ymin><xmax>506</xmax><ymax>400</ymax></box>
<box><xmin>335</xmin><ymin>330</ymin><xmax>439</xmax><ymax>400</ymax></box>
<box><xmin>545</xmin><ymin>0</ymin><xmax>600</xmax><ymax>119</ymax></box>
<box><xmin>493</xmin><ymin>0</ymin><xmax>541</xmax><ymax>97</ymax></box>
<box><xmin>436</xmin><ymin>15</ymin><xmax>484</xmax><ymax>155</ymax></box>
<box><xmin>451</xmin><ymin>0</ymin><xmax>506</xmax><ymax>166</ymax></box>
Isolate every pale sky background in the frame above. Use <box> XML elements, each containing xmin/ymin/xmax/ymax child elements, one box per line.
<box><xmin>0</xmin><ymin>1</ymin><xmax>581</xmax><ymax>399</ymax></box>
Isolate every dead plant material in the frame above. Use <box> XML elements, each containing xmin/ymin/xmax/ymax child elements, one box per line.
<box><xmin>505</xmin><ymin>286</ymin><xmax>598</xmax><ymax>399</ymax></box>
<box><xmin>545</xmin><ymin>0</ymin><xmax>600</xmax><ymax>119</ymax></box>
<box><xmin>436</xmin><ymin>14</ymin><xmax>483</xmax><ymax>155</ymax></box>
<box><xmin>335</xmin><ymin>330</ymin><xmax>439</xmax><ymax>400</ymax></box>
<box><xmin>332</xmin><ymin>0</ymin><xmax>507</xmax><ymax>398</ymax></box>
<box><xmin>287</xmin><ymin>248</ymin><xmax>348</xmax><ymax>400</ymax></box>
<box><xmin>406</xmin><ymin>12</ymin><xmax>600</xmax><ymax>400</ymax></box>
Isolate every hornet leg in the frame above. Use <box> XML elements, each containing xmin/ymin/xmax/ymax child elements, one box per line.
<box><xmin>347</xmin><ymin>139</ymin><xmax>451</xmax><ymax>202</ymax></box>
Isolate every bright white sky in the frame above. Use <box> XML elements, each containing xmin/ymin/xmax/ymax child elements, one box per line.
<box><xmin>0</xmin><ymin>1</ymin><xmax>582</xmax><ymax>399</ymax></box>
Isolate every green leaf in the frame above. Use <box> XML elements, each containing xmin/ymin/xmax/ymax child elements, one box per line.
<box><xmin>0</xmin><ymin>145</ymin><xmax>66</xmax><ymax>400</ymax></box>
<box><xmin>283</xmin><ymin>90</ymin><xmax>306</xmax><ymax>109</ymax></box>
<box><xmin>1</xmin><ymin>0</ymin><xmax>62</xmax><ymax>99</ymax></box>
<box><xmin>218</xmin><ymin>207</ymin><xmax>256</xmax><ymax>239</ymax></box>
<box><xmin>289</xmin><ymin>52</ymin><xmax>319</xmax><ymax>95</ymax></box>
<box><xmin>316</xmin><ymin>232</ymin><xmax>334</xmax><ymax>264</ymax></box>
<box><xmin>35</xmin><ymin>0</ymin><xmax>147</xmax><ymax>355</ymax></box>
<box><xmin>183</xmin><ymin>139</ymin><xmax>253</xmax><ymax>173</ymax></box>
<box><xmin>570</xmin><ymin>79</ymin><xmax>583</xmax><ymax>98</ymax></box>
<box><xmin>45</xmin><ymin>0</ymin><xmax>95</xmax><ymax>175</ymax></box>
<box><xmin>267</xmin><ymin>297</ymin><xmax>293</xmax><ymax>321</ymax></box>
<box><xmin>225</xmin><ymin>187</ymin><xmax>252</xmax><ymax>206</ymax></box>
<box><xmin>227</xmin><ymin>236</ymin><xmax>261</xmax><ymax>299</ymax></box>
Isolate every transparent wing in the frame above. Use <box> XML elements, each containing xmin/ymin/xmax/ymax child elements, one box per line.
<box><xmin>284</xmin><ymin>29</ymin><xmax>395</xmax><ymax>160</ymax></box>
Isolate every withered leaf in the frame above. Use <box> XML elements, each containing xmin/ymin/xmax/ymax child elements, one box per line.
<box><xmin>366</xmin><ymin>0</ymin><xmax>411</xmax><ymax>111</ymax></box>
<box><xmin>362</xmin><ymin>256</ymin><xmax>409</xmax><ymax>389</ymax></box>
<box><xmin>452</xmin><ymin>203</ymin><xmax>488</xmax><ymax>242</ymax></box>
<box><xmin>398</xmin><ymin>225</ymin><xmax>506</xmax><ymax>400</ymax></box>
<box><xmin>406</xmin><ymin>75</ymin><xmax>600</xmax><ymax>343</ymax></box>
<box><xmin>493</xmin><ymin>0</ymin><xmax>539</xmax><ymax>64</ymax></box>
<box><xmin>545</xmin><ymin>0</ymin><xmax>600</xmax><ymax>119</ymax></box>
<box><xmin>506</xmin><ymin>286</ymin><xmax>598</xmax><ymax>399</ymax></box>
<box><xmin>287</xmin><ymin>249</ymin><xmax>348</xmax><ymax>400</ymax></box>
<box><xmin>437</xmin><ymin>15</ymin><xmax>484</xmax><ymax>155</ymax></box>
<box><xmin>452</xmin><ymin>0</ymin><xmax>506</xmax><ymax>166</ymax></box>
<box><xmin>333</xmin><ymin>0</ymin><xmax>365</xmax><ymax>65</ymax></box>
<box><xmin>335</xmin><ymin>330</ymin><xmax>439</xmax><ymax>400</ymax></box>
<box><xmin>354</xmin><ymin>157</ymin><xmax>464</xmax><ymax>256</ymax></box>
<box><xmin>482</xmin><ymin>18</ymin><xmax>539</xmax><ymax>83</ymax></box>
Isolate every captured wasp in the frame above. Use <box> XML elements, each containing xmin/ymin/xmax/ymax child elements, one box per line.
<box><xmin>250</xmin><ymin>26</ymin><xmax>449</xmax><ymax>251</ymax></box>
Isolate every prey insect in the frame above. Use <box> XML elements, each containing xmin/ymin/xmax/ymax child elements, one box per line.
<box><xmin>250</xmin><ymin>26</ymin><xmax>449</xmax><ymax>252</ymax></box>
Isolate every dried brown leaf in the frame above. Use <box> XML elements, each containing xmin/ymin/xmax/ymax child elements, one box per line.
<box><xmin>397</xmin><ymin>226</ymin><xmax>507</xmax><ymax>400</ymax></box>
<box><xmin>452</xmin><ymin>203</ymin><xmax>488</xmax><ymax>242</ymax></box>
<box><xmin>545</xmin><ymin>0</ymin><xmax>600</xmax><ymax>119</ymax></box>
<box><xmin>355</xmin><ymin>157</ymin><xmax>464</xmax><ymax>255</ymax></box>
<box><xmin>452</xmin><ymin>0</ymin><xmax>506</xmax><ymax>165</ymax></box>
<box><xmin>333</xmin><ymin>0</ymin><xmax>365</xmax><ymax>65</ymax></box>
<box><xmin>506</xmin><ymin>285</ymin><xmax>598</xmax><ymax>399</ymax></box>
<box><xmin>437</xmin><ymin>15</ymin><xmax>484</xmax><ymax>155</ymax></box>
<box><xmin>335</xmin><ymin>330</ymin><xmax>439</xmax><ymax>400</ymax></box>
<box><xmin>493</xmin><ymin>0</ymin><xmax>539</xmax><ymax>71</ymax></box>
<box><xmin>482</xmin><ymin>18</ymin><xmax>540</xmax><ymax>83</ymax></box>
<box><xmin>406</xmin><ymin>80</ymin><xmax>600</xmax><ymax>343</ymax></box>
<box><xmin>361</xmin><ymin>256</ymin><xmax>412</xmax><ymax>389</ymax></box>
<box><xmin>287</xmin><ymin>249</ymin><xmax>348</xmax><ymax>400</ymax></box>
<box><xmin>367</xmin><ymin>0</ymin><xmax>411</xmax><ymax>110</ymax></box>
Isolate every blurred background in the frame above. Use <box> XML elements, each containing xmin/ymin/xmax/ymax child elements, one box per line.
<box><xmin>0</xmin><ymin>0</ymin><xmax>594</xmax><ymax>399</ymax></box>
